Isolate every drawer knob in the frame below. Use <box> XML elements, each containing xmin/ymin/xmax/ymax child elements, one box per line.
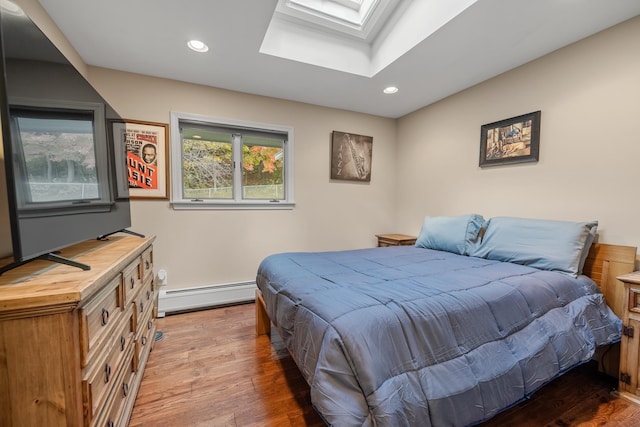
<box><xmin>147</xmin><ymin>320</ymin><xmax>153</xmax><ymax>330</ymax></box>
<box><xmin>101</xmin><ymin>308</ymin><xmax>109</xmax><ymax>326</ymax></box>
<box><xmin>140</xmin><ymin>301</ymin><xmax>144</xmax><ymax>313</ymax></box>
<box><xmin>130</xmin><ymin>277</ymin><xmax>135</xmax><ymax>288</ymax></box>
<box><xmin>104</xmin><ymin>363</ymin><xmax>112</xmax><ymax>383</ymax></box>
<box><xmin>141</xmin><ymin>336</ymin><xmax>147</xmax><ymax>346</ymax></box>
<box><xmin>120</xmin><ymin>335</ymin><xmax>126</xmax><ymax>351</ymax></box>
<box><xmin>146</xmin><ymin>290</ymin><xmax>151</xmax><ymax>300</ymax></box>
<box><xmin>106</xmin><ymin>420</ymin><xmax>114</xmax><ymax>427</ymax></box>
<box><xmin>122</xmin><ymin>382</ymin><xmax>129</xmax><ymax>397</ymax></box>
<box><xmin>145</xmin><ymin>260</ymin><xmax>150</xmax><ymax>270</ymax></box>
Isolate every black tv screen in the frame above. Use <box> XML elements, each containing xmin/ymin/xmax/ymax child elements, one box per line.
<box><xmin>0</xmin><ymin>2</ymin><xmax>132</xmax><ymax>273</ymax></box>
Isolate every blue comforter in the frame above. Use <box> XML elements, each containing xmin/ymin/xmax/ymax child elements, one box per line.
<box><xmin>256</xmin><ymin>246</ymin><xmax>621</xmax><ymax>426</ymax></box>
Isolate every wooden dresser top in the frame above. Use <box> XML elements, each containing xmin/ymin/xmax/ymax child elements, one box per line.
<box><xmin>0</xmin><ymin>234</ymin><xmax>155</xmax><ymax>315</ymax></box>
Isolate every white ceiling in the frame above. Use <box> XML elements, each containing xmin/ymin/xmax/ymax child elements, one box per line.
<box><xmin>36</xmin><ymin>0</ymin><xmax>640</xmax><ymax>119</ymax></box>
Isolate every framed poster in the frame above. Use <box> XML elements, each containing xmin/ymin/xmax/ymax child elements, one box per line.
<box><xmin>479</xmin><ymin>111</ymin><xmax>541</xmax><ymax>167</ymax></box>
<box><xmin>330</xmin><ymin>131</ymin><xmax>373</xmax><ymax>182</ymax></box>
<box><xmin>112</xmin><ymin>119</ymin><xmax>169</xmax><ymax>199</ymax></box>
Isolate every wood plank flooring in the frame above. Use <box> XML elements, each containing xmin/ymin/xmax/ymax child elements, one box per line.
<box><xmin>129</xmin><ymin>303</ymin><xmax>640</xmax><ymax>426</ymax></box>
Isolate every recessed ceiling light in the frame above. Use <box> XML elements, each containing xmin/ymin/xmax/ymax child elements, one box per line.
<box><xmin>383</xmin><ymin>86</ymin><xmax>398</xmax><ymax>94</ymax></box>
<box><xmin>187</xmin><ymin>40</ymin><xmax>209</xmax><ymax>53</ymax></box>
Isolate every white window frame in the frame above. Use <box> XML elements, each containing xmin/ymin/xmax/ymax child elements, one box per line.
<box><xmin>170</xmin><ymin>112</ymin><xmax>294</xmax><ymax>210</ymax></box>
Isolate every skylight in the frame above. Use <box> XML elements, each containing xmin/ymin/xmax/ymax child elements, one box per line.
<box><xmin>260</xmin><ymin>0</ymin><xmax>479</xmax><ymax>77</ymax></box>
<box><xmin>274</xmin><ymin>0</ymin><xmax>398</xmax><ymax>40</ymax></box>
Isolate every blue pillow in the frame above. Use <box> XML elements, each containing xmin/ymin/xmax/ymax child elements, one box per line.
<box><xmin>415</xmin><ymin>214</ymin><xmax>485</xmax><ymax>255</ymax></box>
<box><xmin>469</xmin><ymin>217</ymin><xmax>598</xmax><ymax>276</ymax></box>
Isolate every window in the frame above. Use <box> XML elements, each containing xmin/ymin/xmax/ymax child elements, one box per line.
<box><xmin>170</xmin><ymin>112</ymin><xmax>294</xmax><ymax>209</ymax></box>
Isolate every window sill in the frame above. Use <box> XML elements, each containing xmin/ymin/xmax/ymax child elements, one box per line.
<box><xmin>171</xmin><ymin>200</ymin><xmax>295</xmax><ymax>210</ymax></box>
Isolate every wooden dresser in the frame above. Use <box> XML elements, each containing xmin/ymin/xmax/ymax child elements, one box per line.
<box><xmin>0</xmin><ymin>234</ymin><xmax>157</xmax><ymax>427</ymax></box>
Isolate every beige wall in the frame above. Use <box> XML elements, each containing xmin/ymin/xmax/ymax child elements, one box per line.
<box><xmin>88</xmin><ymin>69</ymin><xmax>397</xmax><ymax>288</ymax></box>
<box><xmin>396</xmin><ymin>16</ymin><xmax>640</xmax><ymax>250</ymax></box>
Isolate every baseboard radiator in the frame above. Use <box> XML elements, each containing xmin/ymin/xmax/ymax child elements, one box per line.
<box><xmin>157</xmin><ymin>281</ymin><xmax>256</xmax><ymax>317</ymax></box>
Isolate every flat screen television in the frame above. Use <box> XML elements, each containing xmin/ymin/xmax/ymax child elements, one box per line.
<box><xmin>0</xmin><ymin>2</ymin><xmax>133</xmax><ymax>274</ymax></box>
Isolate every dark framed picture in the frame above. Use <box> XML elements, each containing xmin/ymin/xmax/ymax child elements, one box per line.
<box><xmin>330</xmin><ymin>131</ymin><xmax>373</xmax><ymax>182</ymax></box>
<box><xmin>112</xmin><ymin>119</ymin><xmax>169</xmax><ymax>199</ymax></box>
<box><xmin>479</xmin><ymin>111</ymin><xmax>541</xmax><ymax>167</ymax></box>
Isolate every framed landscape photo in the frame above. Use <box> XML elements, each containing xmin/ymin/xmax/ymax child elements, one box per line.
<box><xmin>330</xmin><ymin>131</ymin><xmax>373</xmax><ymax>182</ymax></box>
<box><xmin>112</xmin><ymin>119</ymin><xmax>169</xmax><ymax>199</ymax></box>
<box><xmin>479</xmin><ymin>111</ymin><xmax>541</xmax><ymax>167</ymax></box>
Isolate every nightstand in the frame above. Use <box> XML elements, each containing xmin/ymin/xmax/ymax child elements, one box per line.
<box><xmin>616</xmin><ymin>271</ymin><xmax>640</xmax><ymax>404</ymax></box>
<box><xmin>376</xmin><ymin>234</ymin><xmax>417</xmax><ymax>247</ymax></box>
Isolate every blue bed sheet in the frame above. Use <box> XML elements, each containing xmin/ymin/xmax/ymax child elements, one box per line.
<box><xmin>256</xmin><ymin>246</ymin><xmax>621</xmax><ymax>426</ymax></box>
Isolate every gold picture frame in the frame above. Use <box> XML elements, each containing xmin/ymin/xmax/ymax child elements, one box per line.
<box><xmin>112</xmin><ymin>119</ymin><xmax>169</xmax><ymax>199</ymax></box>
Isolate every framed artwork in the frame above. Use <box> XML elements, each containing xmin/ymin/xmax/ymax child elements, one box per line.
<box><xmin>330</xmin><ymin>131</ymin><xmax>373</xmax><ymax>182</ymax></box>
<box><xmin>112</xmin><ymin>119</ymin><xmax>169</xmax><ymax>199</ymax></box>
<box><xmin>479</xmin><ymin>110</ymin><xmax>541</xmax><ymax>167</ymax></box>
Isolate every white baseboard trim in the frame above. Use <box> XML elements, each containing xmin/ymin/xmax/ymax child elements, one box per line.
<box><xmin>157</xmin><ymin>281</ymin><xmax>256</xmax><ymax>317</ymax></box>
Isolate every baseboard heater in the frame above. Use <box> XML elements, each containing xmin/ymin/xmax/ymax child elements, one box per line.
<box><xmin>157</xmin><ymin>281</ymin><xmax>256</xmax><ymax>317</ymax></box>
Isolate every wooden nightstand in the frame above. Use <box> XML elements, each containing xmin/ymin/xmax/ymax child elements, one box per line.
<box><xmin>617</xmin><ymin>271</ymin><xmax>640</xmax><ymax>404</ymax></box>
<box><xmin>376</xmin><ymin>234</ymin><xmax>417</xmax><ymax>247</ymax></box>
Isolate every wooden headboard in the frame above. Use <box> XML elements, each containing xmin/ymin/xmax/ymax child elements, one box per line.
<box><xmin>583</xmin><ymin>243</ymin><xmax>637</xmax><ymax>319</ymax></box>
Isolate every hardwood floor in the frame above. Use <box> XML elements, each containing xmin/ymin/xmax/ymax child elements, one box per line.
<box><xmin>129</xmin><ymin>303</ymin><xmax>640</xmax><ymax>426</ymax></box>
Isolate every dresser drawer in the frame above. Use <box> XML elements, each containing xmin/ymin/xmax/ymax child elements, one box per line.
<box><xmin>134</xmin><ymin>304</ymin><xmax>156</xmax><ymax>372</ymax></box>
<box><xmin>141</xmin><ymin>246</ymin><xmax>154</xmax><ymax>282</ymax></box>
<box><xmin>133</xmin><ymin>277</ymin><xmax>155</xmax><ymax>330</ymax></box>
<box><xmin>122</xmin><ymin>258</ymin><xmax>142</xmax><ymax>307</ymax></box>
<box><xmin>79</xmin><ymin>275</ymin><xmax>124</xmax><ymax>367</ymax></box>
<box><xmin>627</xmin><ymin>284</ymin><xmax>640</xmax><ymax>314</ymax></box>
<box><xmin>83</xmin><ymin>308</ymin><xmax>135</xmax><ymax>423</ymax></box>
<box><xmin>91</xmin><ymin>347</ymin><xmax>136</xmax><ymax>427</ymax></box>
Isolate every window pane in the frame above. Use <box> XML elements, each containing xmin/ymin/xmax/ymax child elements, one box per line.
<box><xmin>171</xmin><ymin>112</ymin><xmax>293</xmax><ymax>209</ymax></box>
<box><xmin>181</xmin><ymin>128</ymin><xmax>233</xmax><ymax>199</ymax></box>
<box><xmin>242</xmin><ymin>135</ymin><xmax>284</xmax><ymax>200</ymax></box>
<box><xmin>15</xmin><ymin>113</ymin><xmax>99</xmax><ymax>203</ymax></box>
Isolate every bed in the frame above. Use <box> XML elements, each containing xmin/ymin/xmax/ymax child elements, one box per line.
<box><xmin>255</xmin><ymin>215</ymin><xmax>637</xmax><ymax>426</ymax></box>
